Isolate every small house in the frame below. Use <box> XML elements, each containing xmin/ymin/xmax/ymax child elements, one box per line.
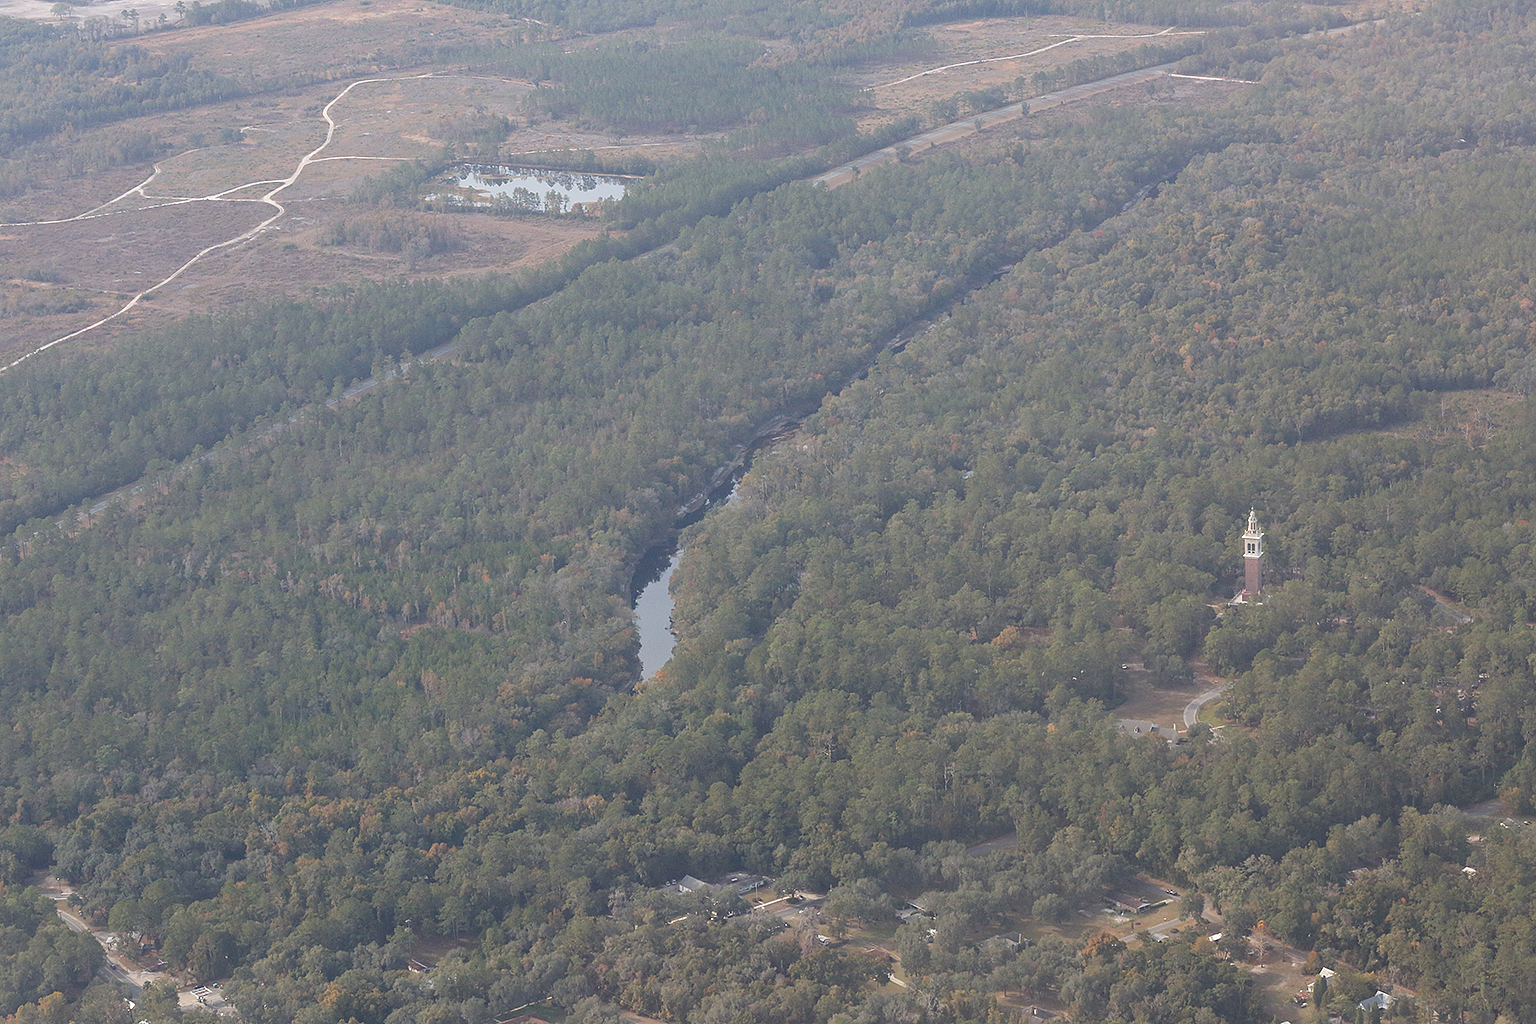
<box><xmin>1359</xmin><ymin>991</ymin><xmax>1392</xmax><ymax>1013</ymax></box>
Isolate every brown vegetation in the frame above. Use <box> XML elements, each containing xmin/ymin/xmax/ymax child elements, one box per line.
<box><xmin>0</xmin><ymin>0</ymin><xmax>1416</xmax><ymax>366</ymax></box>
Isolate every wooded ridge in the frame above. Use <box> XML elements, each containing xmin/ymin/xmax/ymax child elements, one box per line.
<box><xmin>3</xmin><ymin>1</ymin><xmax>1536</xmax><ymax>1022</ymax></box>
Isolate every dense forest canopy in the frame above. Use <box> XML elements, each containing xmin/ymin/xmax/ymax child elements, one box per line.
<box><xmin>6</xmin><ymin>0</ymin><xmax>1536</xmax><ymax>1021</ymax></box>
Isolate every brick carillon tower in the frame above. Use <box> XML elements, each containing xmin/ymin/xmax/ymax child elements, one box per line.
<box><xmin>1242</xmin><ymin>508</ymin><xmax>1264</xmax><ymax>599</ymax></box>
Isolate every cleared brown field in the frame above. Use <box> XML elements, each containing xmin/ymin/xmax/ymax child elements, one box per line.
<box><xmin>0</xmin><ymin>0</ymin><xmax>1427</xmax><ymax>366</ymax></box>
<box><xmin>1113</xmin><ymin>668</ymin><xmax>1204</xmax><ymax>732</ymax></box>
<box><xmin>0</xmin><ymin>0</ymin><xmax>665</xmax><ymax>365</ymax></box>
<box><xmin>145</xmin><ymin>212</ymin><xmax>611</xmax><ymax>319</ymax></box>
<box><xmin>69</xmin><ymin>0</ymin><xmax>526</xmax><ymax>82</ymax></box>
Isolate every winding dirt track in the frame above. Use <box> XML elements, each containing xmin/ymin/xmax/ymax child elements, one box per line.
<box><xmin>814</xmin><ymin>61</ymin><xmax>1191</xmax><ymax>188</ymax></box>
<box><xmin>1</xmin><ymin>72</ymin><xmax>447</xmax><ymax>374</ymax></box>
<box><xmin>876</xmin><ymin>26</ymin><xmax>1203</xmax><ymax>87</ymax></box>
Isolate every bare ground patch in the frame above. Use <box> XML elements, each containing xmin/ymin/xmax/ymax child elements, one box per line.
<box><xmin>127</xmin><ymin>0</ymin><xmax>528</xmax><ymax>82</ymax></box>
<box><xmin>4</xmin><ymin>202</ymin><xmax>267</xmax><ymax>294</ymax></box>
<box><xmin>0</xmin><ymin>202</ymin><xmax>269</xmax><ymax>360</ymax></box>
<box><xmin>0</xmin><ymin>0</ymin><xmax>1392</xmax><ymax>363</ymax></box>
<box><xmin>0</xmin><ymin>284</ymin><xmax>128</xmax><ymax>361</ymax></box>
<box><xmin>0</xmin><ymin>164</ymin><xmax>174</xmax><ymax>226</ymax></box>
<box><xmin>1113</xmin><ymin>667</ymin><xmax>1204</xmax><ymax>731</ymax></box>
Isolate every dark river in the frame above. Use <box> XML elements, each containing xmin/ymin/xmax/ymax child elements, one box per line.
<box><xmin>627</xmin><ymin>315</ymin><xmax>977</xmax><ymax>679</ymax></box>
<box><xmin>630</xmin><ymin>419</ymin><xmax>796</xmax><ymax>679</ymax></box>
<box><xmin>632</xmin><ymin>549</ymin><xmax>682</xmax><ymax>678</ymax></box>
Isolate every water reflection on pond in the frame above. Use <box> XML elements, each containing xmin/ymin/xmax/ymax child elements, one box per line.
<box><xmin>426</xmin><ymin>164</ymin><xmax>632</xmax><ymax>212</ymax></box>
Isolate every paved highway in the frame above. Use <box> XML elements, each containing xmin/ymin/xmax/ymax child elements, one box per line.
<box><xmin>49</xmin><ymin>895</ymin><xmax>159</xmax><ymax>996</ymax></box>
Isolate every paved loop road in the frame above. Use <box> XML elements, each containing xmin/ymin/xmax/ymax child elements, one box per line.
<box><xmin>1184</xmin><ymin>684</ymin><xmax>1229</xmax><ymax>729</ymax></box>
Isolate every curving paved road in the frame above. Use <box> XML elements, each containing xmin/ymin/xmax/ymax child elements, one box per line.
<box><xmin>1184</xmin><ymin>684</ymin><xmax>1229</xmax><ymax>728</ymax></box>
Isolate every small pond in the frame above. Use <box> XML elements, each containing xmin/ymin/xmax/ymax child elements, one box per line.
<box><xmin>426</xmin><ymin>164</ymin><xmax>632</xmax><ymax>213</ymax></box>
